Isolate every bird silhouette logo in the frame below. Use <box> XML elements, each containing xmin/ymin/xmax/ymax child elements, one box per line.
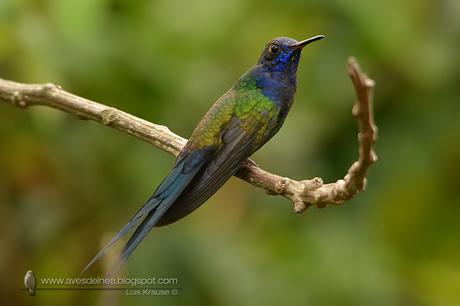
<box><xmin>24</xmin><ymin>270</ymin><xmax>36</xmax><ymax>296</ymax></box>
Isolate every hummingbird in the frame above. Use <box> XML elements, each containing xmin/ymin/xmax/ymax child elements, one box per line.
<box><xmin>83</xmin><ymin>35</ymin><xmax>325</xmax><ymax>273</ymax></box>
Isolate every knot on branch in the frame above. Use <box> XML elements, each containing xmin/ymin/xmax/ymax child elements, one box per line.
<box><xmin>292</xmin><ymin>177</ymin><xmax>324</xmax><ymax>212</ymax></box>
<box><xmin>101</xmin><ymin>108</ymin><xmax>118</xmax><ymax>125</ymax></box>
<box><xmin>275</xmin><ymin>177</ymin><xmax>289</xmax><ymax>194</ymax></box>
<box><xmin>302</xmin><ymin>177</ymin><xmax>324</xmax><ymax>191</ymax></box>
<box><xmin>293</xmin><ymin>198</ymin><xmax>310</xmax><ymax>213</ymax></box>
<box><xmin>42</xmin><ymin>83</ymin><xmax>61</xmax><ymax>92</ymax></box>
<box><xmin>40</xmin><ymin>83</ymin><xmax>62</xmax><ymax>98</ymax></box>
<box><xmin>12</xmin><ymin>91</ymin><xmax>26</xmax><ymax>108</ymax></box>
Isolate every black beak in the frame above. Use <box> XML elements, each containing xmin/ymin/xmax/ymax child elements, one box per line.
<box><xmin>291</xmin><ymin>35</ymin><xmax>325</xmax><ymax>50</ymax></box>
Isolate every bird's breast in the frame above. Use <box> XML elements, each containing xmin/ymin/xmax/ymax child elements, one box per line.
<box><xmin>255</xmin><ymin>71</ymin><xmax>296</xmax><ymax>109</ymax></box>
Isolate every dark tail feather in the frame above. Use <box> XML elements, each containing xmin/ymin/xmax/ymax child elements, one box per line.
<box><xmin>80</xmin><ymin>196</ymin><xmax>161</xmax><ymax>276</ymax></box>
<box><xmin>81</xmin><ymin>147</ymin><xmax>213</xmax><ymax>275</ymax></box>
<box><xmin>115</xmin><ymin>170</ymin><xmax>195</xmax><ymax>268</ymax></box>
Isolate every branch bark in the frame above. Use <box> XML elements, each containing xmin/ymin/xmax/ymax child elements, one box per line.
<box><xmin>0</xmin><ymin>57</ymin><xmax>377</xmax><ymax>213</ymax></box>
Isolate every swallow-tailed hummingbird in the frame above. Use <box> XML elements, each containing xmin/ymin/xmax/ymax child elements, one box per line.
<box><xmin>83</xmin><ymin>35</ymin><xmax>325</xmax><ymax>273</ymax></box>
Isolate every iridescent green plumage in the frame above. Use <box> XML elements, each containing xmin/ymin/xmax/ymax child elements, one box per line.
<box><xmin>186</xmin><ymin>71</ymin><xmax>279</xmax><ymax>151</ymax></box>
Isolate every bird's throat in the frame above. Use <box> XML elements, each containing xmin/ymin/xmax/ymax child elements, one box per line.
<box><xmin>254</xmin><ymin>67</ymin><xmax>297</xmax><ymax>109</ymax></box>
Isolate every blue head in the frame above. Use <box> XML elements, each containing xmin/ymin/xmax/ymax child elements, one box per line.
<box><xmin>253</xmin><ymin>35</ymin><xmax>324</xmax><ymax>106</ymax></box>
<box><xmin>257</xmin><ymin>35</ymin><xmax>325</xmax><ymax>75</ymax></box>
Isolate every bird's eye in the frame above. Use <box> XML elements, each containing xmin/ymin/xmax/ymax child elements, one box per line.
<box><xmin>269</xmin><ymin>44</ymin><xmax>279</xmax><ymax>54</ymax></box>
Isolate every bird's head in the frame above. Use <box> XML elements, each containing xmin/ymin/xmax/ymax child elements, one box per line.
<box><xmin>258</xmin><ymin>35</ymin><xmax>325</xmax><ymax>74</ymax></box>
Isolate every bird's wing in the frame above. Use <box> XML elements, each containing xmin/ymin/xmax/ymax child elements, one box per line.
<box><xmin>81</xmin><ymin>146</ymin><xmax>216</xmax><ymax>274</ymax></box>
<box><xmin>157</xmin><ymin>108</ymin><xmax>279</xmax><ymax>226</ymax></box>
<box><xmin>105</xmin><ymin>112</ymin><xmax>271</xmax><ymax>268</ymax></box>
<box><xmin>119</xmin><ymin>114</ymin><xmax>272</xmax><ymax>257</ymax></box>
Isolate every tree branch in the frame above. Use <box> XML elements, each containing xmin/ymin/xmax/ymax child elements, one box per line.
<box><xmin>0</xmin><ymin>57</ymin><xmax>377</xmax><ymax>213</ymax></box>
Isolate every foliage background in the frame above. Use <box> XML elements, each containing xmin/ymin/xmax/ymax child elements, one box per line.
<box><xmin>1</xmin><ymin>0</ymin><xmax>459</xmax><ymax>305</ymax></box>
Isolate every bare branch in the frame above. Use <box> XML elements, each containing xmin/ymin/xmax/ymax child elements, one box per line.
<box><xmin>0</xmin><ymin>57</ymin><xmax>377</xmax><ymax>213</ymax></box>
<box><xmin>236</xmin><ymin>58</ymin><xmax>378</xmax><ymax>212</ymax></box>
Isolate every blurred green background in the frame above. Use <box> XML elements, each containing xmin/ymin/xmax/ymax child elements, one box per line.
<box><xmin>1</xmin><ymin>0</ymin><xmax>459</xmax><ymax>305</ymax></box>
